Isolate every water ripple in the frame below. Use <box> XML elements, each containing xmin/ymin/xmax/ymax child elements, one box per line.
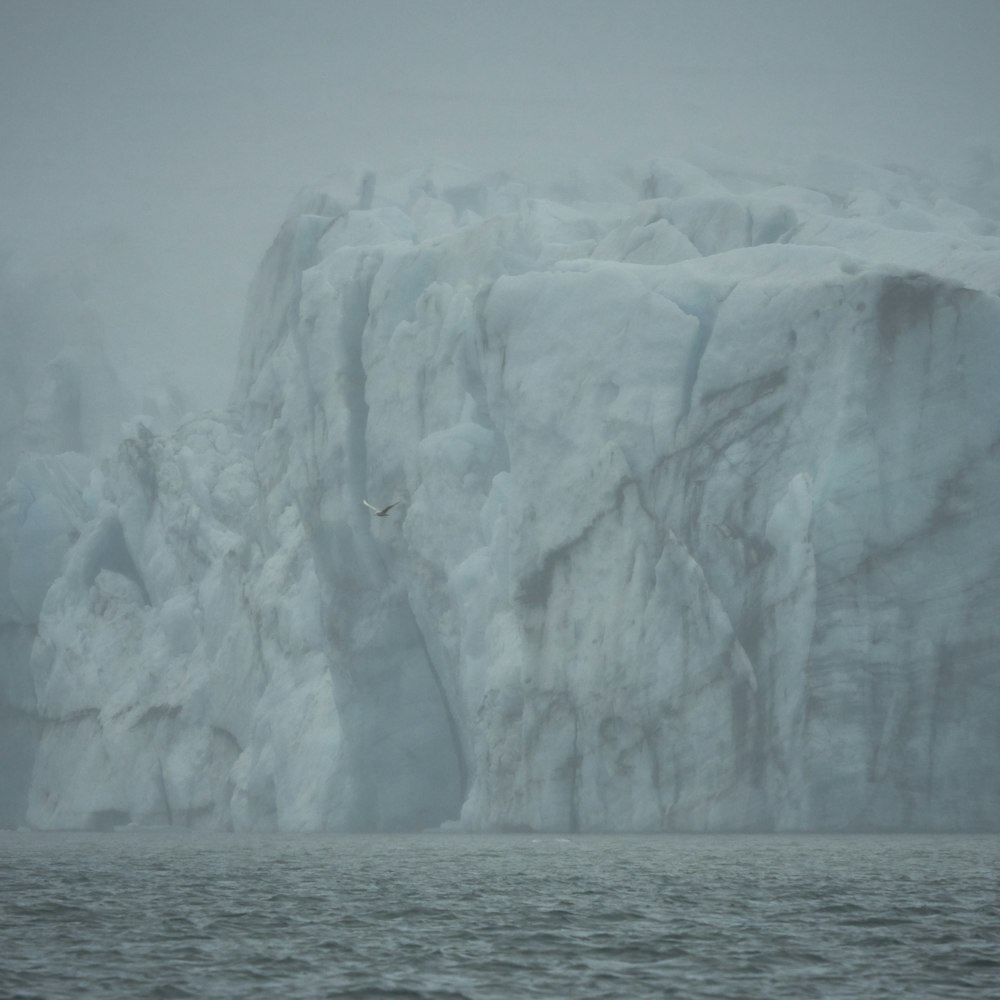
<box><xmin>0</xmin><ymin>833</ymin><xmax>998</xmax><ymax>999</ymax></box>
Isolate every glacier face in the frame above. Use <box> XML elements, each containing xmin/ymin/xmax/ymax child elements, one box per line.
<box><xmin>10</xmin><ymin>159</ymin><xmax>1000</xmax><ymax>831</ymax></box>
<box><xmin>0</xmin><ymin>273</ymin><xmax>189</xmax><ymax>827</ymax></box>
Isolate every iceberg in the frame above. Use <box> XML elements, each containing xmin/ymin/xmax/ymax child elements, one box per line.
<box><xmin>8</xmin><ymin>158</ymin><xmax>1000</xmax><ymax>831</ymax></box>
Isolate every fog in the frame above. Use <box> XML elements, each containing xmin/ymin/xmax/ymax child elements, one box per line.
<box><xmin>4</xmin><ymin>1</ymin><xmax>1000</xmax><ymax>838</ymax></box>
<box><xmin>1</xmin><ymin>0</ymin><xmax>997</xmax><ymax>406</ymax></box>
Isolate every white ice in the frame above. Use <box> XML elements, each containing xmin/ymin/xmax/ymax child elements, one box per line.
<box><xmin>5</xmin><ymin>156</ymin><xmax>1000</xmax><ymax>832</ymax></box>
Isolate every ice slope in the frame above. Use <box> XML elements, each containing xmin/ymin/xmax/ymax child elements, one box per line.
<box><xmin>0</xmin><ymin>277</ymin><xmax>189</xmax><ymax>826</ymax></box>
<box><xmin>0</xmin><ymin>277</ymin><xmax>133</xmax><ymax>826</ymax></box>
<box><xmin>19</xmin><ymin>159</ymin><xmax>1000</xmax><ymax>831</ymax></box>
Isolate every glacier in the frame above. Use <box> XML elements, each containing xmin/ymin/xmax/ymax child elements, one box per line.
<box><xmin>4</xmin><ymin>157</ymin><xmax>1000</xmax><ymax>832</ymax></box>
<box><xmin>0</xmin><ymin>272</ymin><xmax>189</xmax><ymax>827</ymax></box>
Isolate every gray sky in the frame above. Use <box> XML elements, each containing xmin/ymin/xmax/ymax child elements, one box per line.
<box><xmin>2</xmin><ymin>0</ymin><xmax>998</xmax><ymax>407</ymax></box>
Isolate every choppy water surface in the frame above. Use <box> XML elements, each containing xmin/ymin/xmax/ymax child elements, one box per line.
<box><xmin>1</xmin><ymin>832</ymin><xmax>998</xmax><ymax>999</ymax></box>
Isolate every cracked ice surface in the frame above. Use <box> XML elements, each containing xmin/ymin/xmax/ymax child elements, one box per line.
<box><xmin>13</xmin><ymin>159</ymin><xmax>1000</xmax><ymax>831</ymax></box>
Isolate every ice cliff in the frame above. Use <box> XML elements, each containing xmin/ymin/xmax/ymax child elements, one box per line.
<box><xmin>7</xmin><ymin>158</ymin><xmax>1000</xmax><ymax>831</ymax></box>
<box><xmin>0</xmin><ymin>272</ymin><xmax>187</xmax><ymax>826</ymax></box>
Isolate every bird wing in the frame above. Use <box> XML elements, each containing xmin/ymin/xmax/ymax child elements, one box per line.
<box><xmin>364</xmin><ymin>499</ymin><xmax>400</xmax><ymax>516</ymax></box>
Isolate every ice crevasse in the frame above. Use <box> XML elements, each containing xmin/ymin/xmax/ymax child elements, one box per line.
<box><xmin>15</xmin><ymin>160</ymin><xmax>1000</xmax><ymax>832</ymax></box>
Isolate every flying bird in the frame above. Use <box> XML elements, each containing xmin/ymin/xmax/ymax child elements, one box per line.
<box><xmin>363</xmin><ymin>499</ymin><xmax>400</xmax><ymax>517</ymax></box>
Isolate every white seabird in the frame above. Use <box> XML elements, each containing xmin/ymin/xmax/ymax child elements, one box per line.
<box><xmin>363</xmin><ymin>499</ymin><xmax>400</xmax><ymax>517</ymax></box>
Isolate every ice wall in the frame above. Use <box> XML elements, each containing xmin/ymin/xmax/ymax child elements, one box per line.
<box><xmin>17</xmin><ymin>159</ymin><xmax>1000</xmax><ymax>831</ymax></box>
<box><xmin>0</xmin><ymin>273</ymin><xmax>189</xmax><ymax>826</ymax></box>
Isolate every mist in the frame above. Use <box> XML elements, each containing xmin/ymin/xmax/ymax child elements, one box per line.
<box><xmin>3</xmin><ymin>0</ymin><xmax>1000</xmax><ymax>839</ymax></box>
<box><xmin>2</xmin><ymin>0</ymin><xmax>997</xmax><ymax>407</ymax></box>
<box><xmin>5</xmin><ymin>10</ymin><xmax>1000</xmax><ymax>991</ymax></box>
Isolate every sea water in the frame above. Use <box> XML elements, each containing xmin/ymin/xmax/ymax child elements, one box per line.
<box><xmin>1</xmin><ymin>832</ymin><xmax>997</xmax><ymax>998</ymax></box>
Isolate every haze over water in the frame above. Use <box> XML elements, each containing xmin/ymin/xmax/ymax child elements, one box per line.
<box><xmin>3</xmin><ymin>5</ymin><xmax>1000</xmax><ymax>995</ymax></box>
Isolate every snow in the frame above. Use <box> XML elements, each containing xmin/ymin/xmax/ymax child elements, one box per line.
<box><xmin>4</xmin><ymin>155</ymin><xmax>1000</xmax><ymax>831</ymax></box>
